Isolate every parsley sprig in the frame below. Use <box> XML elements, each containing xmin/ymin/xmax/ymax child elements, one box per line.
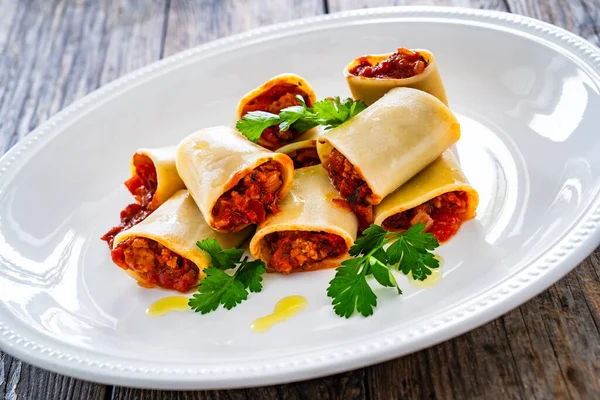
<box><xmin>327</xmin><ymin>223</ymin><xmax>440</xmax><ymax>318</ymax></box>
<box><xmin>236</xmin><ymin>96</ymin><xmax>368</xmax><ymax>143</ymax></box>
<box><xmin>189</xmin><ymin>239</ymin><xmax>266</xmax><ymax>314</ymax></box>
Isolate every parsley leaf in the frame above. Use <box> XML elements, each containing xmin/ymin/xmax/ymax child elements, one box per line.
<box><xmin>236</xmin><ymin>258</ymin><xmax>266</xmax><ymax>293</ymax></box>
<box><xmin>190</xmin><ymin>244</ymin><xmax>266</xmax><ymax>314</ymax></box>
<box><xmin>196</xmin><ymin>238</ymin><xmax>244</xmax><ymax>270</ymax></box>
<box><xmin>235</xmin><ymin>111</ymin><xmax>281</xmax><ymax>143</ymax></box>
<box><xmin>189</xmin><ymin>267</ymin><xmax>247</xmax><ymax>313</ymax></box>
<box><xmin>327</xmin><ymin>257</ymin><xmax>377</xmax><ymax>318</ymax></box>
<box><xmin>327</xmin><ymin>223</ymin><xmax>440</xmax><ymax>318</ymax></box>
<box><xmin>236</xmin><ymin>96</ymin><xmax>367</xmax><ymax>143</ymax></box>
<box><xmin>349</xmin><ymin>224</ymin><xmax>387</xmax><ymax>256</ymax></box>
<box><xmin>369</xmin><ymin>248</ymin><xmax>402</xmax><ymax>294</ymax></box>
<box><xmin>313</xmin><ymin>97</ymin><xmax>367</xmax><ymax>130</ymax></box>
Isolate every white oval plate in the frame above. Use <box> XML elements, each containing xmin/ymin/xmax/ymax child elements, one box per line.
<box><xmin>1</xmin><ymin>6</ymin><xmax>600</xmax><ymax>390</ymax></box>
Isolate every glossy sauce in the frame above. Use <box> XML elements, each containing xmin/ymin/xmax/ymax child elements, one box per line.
<box><xmin>251</xmin><ymin>295</ymin><xmax>307</xmax><ymax>333</ymax></box>
<box><xmin>146</xmin><ymin>296</ymin><xmax>190</xmax><ymax>317</ymax></box>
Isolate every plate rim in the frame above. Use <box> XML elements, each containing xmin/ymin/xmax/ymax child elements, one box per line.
<box><xmin>1</xmin><ymin>5</ymin><xmax>600</xmax><ymax>390</ymax></box>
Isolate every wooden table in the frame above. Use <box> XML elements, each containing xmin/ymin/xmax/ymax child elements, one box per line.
<box><xmin>1</xmin><ymin>0</ymin><xmax>600</xmax><ymax>398</ymax></box>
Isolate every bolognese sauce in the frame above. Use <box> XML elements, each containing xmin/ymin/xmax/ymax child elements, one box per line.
<box><xmin>211</xmin><ymin>160</ymin><xmax>284</xmax><ymax>232</ymax></box>
<box><xmin>288</xmin><ymin>147</ymin><xmax>321</xmax><ymax>169</ymax></box>
<box><xmin>124</xmin><ymin>153</ymin><xmax>158</xmax><ymax>208</ymax></box>
<box><xmin>101</xmin><ymin>154</ymin><xmax>159</xmax><ymax>249</ymax></box>
<box><xmin>101</xmin><ymin>203</ymin><xmax>152</xmax><ymax>249</ymax></box>
<box><xmin>265</xmin><ymin>231</ymin><xmax>348</xmax><ymax>274</ymax></box>
<box><xmin>241</xmin><ymin>84</ymin><xmax>313</xmax><ymax>149</ymax></box>
<box><xmin>382</xmin><ymin>191</ymin><xmax>469</xmax><ymax>242</ymax></box>
<box><xmin>349</xmin><ymin>48</ymin><xmax>428</xmax><ymax>79</ymax></box>
<box><xmin>324</xmin><ymin>148</ymin><xmax>374</xmax><ymax>231</ymax></box>
<box><xmin>111</xmin><ymin>237</ymin><xmax>200</xmax><ymax>293</ymax></box>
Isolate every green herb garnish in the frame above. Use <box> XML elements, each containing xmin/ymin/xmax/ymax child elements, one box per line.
<box><xmin>327</xmin><ymin>223</ymin><xmax>439</xmax><ymax>318</ymax></box>
<box><xmin>189</xmin><ymin>239</ymin><xmax>266</xmax><ymax>314</ymax></box>
<box><xmin>236</xmin><ymin>96</ymin><xmax>367</xmax><ymax>143</ymax></box>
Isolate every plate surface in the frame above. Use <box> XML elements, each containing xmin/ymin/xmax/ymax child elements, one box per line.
<box><xmin>1</xmin><ymin>7</ymin><xmax>600</xmax><ymax>390</ymax></box>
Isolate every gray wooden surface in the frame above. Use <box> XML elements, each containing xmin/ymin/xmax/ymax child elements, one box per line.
<box><xmin>1</xmin><ymin>0</ymin><xmax>600</xmax><ymax>399</ymax></box>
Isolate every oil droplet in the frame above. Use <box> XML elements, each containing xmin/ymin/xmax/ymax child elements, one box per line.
<box><xmin>146</xmin><ymin>296</ymin><xmax>190</xmax><ymax>317</ymax></box>
<box><xmin>408</xmin><ymin>256</ymin><xmax>443</xmax><ymax>288</ymax></box>
<box><xmin>409</xmin><ymin>269</ymin><xmax>442</xmax><ymax>288</ymax></box>
<box><xmin>251</xmin><ymin>295</ymin><xmax>307</xmax><ymax>333</ymax></box>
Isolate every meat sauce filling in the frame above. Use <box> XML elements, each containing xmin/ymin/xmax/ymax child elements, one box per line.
<box><xmin>124</xmin><ymin>153</ymin><xmax>158</xmax><ymax>208</ymax></box>
<box><xmin>349</xmin><ymin>48</ymin><xmax>428</xmax><ymax>79</ymax></box>
<box><xmin>212</xmin><ymin>160</ymin><xmax>284</xmax><ymax>232</ymax></box>
<box><xmin>111</xmin><ymin>237</ymin><xmax>199</xmax><ymax>293</ymax></box>
<box><xmin>266</xmin><ymin>231</ymin><xmax>348</xmax><ymax>274</ymax></box>
<box><xmin>242</xmin><ymin>84</ymin><xmax>313</xmax><ymax>149</ymax></box>
<box><xmin>325</xmin><ymin>148</ymin><xmax>373</xmax><ymax>231</ymax></box>
<box><xmin>382</xmin><ymin>191</ymin><xmax>469</xmax><ymax>242</ymax></box>
<box><xmin>101</xmin><ymin>203</ymin><xmax>152</xmax><ymax>248</ymax></box>
<box><xmin>101</xmin><ymin>154</ymin><xmax>158</xmax><ymax>248</ymax></box>
<box><xmin>288</xmin><ymin>147</ymin><xmax>321</xmax><ymax>169</ymax></box>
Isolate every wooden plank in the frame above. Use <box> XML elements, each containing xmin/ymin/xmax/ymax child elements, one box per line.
<box><xmin>113</xmin><ymin>369</ymin><xmax>366</xmax><ymax>400</ymax></box>
<box><xmin>0</xmin><ymin>0</ymin><xmax>167</xmax><ymax>398</ymax></box>
<box><xmin>328</xmin><ymin>0</ymin><xmax>509</xmax><ymax>12</ymax></box>
<box><xmin>163</xmin><ymin>0</ymin><xmax>326</xmax><ymax>56</ymax></box>
<box><xmin>0</xmin><ymin>0</ymin><xmax>168</xmax><ymax>154</ymax></box>
<box><xmin>507</xmin><ymin>0</ymin><xmax>600</xmax><ymax>46</ymax></box>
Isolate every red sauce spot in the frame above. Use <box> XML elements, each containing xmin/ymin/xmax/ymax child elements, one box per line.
<box><xmin>382</xmin><ymin>191</ymin><xmax>470</xmax><ymax>242</ymax></box>
<box><xmin>349</xmin><ymin>48</ymin><xmax>428</xmax><ymax>79</ymax></box>
<box><xmin>265</xmin><ymin>231</ymin><xmax>348</xmax><ymax>273</ymax></box>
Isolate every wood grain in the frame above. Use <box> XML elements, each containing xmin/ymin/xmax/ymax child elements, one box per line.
<box><xmin>1</xmin><ymin>0</ymin><xmax>600</xmax><ymax>399</ymax></box>
<box><xmin>0</xmin><ymin>0</ymin><xmax>167</xmax><ymax>398</ymax></box>
<box><xmin>113</xmin><ymin>369</ymin><xmax>366</xmax><ymax>400</ymax></box>
<box><xmin>163</xmin><ymin>0</ymin><xmax>325</xmax><ymax>56</ymax></box>
<box><xmin>328</xmin><ymin>0</ymin><xmax>509</xmax><ymax>11</ymax></box>
<box><xmin>507</xmin><ymin>0</ymin><xmax>600</xmax><ymax>46</ymax></box>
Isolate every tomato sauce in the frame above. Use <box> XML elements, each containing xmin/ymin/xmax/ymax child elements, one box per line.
<box><xmin>241</xmin><ymin>84</ymin><xmax>313</xmax><ymax>150</ymax></box>
<box><xmin>288</xmin><ymin>147</ymin><xmax>321</xmax><ymax>169</ymax></box>
<box><xmin>101</xmin><ymin>203</ymin><xmax>152</xmax><ymax>248</ymax></box>
<box><xmin>349</xmin><ymin>48</ymin><xmax>428</xmax><ymax>79</ymax></box>
<box><xmin>212</xmin><ymin>160</ymin><xmax>284</xmax><ymax>232</ymax></box>
<box><xmin>101</xmin><ymin>154</ymin><xmax>159</xmax><ymax>249</ymax></box>
<box><xmin>124</xmin><ymin>153</ymin><xmax>158</xmax><ymax>209</ymax></box>
<box><xmin>382</xmin><ymin>191</ymin><xmax>470</xmax><ymax>242</ymax></box>
<box><xmin>265</xmin><ymin>230</ymin><xmax>348</xmax><ymax>273</ymax></box>
<box><xmin>324</xmin><ymin>148</ymin><xmax>373</xmax><ymax>231</ymax></box>
<box><xmin>111</xmin><ymin>237</ymin><xmax>200</xmax><ymax>293</ymax></box>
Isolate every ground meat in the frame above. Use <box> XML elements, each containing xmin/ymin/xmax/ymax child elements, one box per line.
<box><xmin>124</xmin><ymin>153</ymin><xmax>157</xmax><ymax>208</ymax></box>
<box><xmin>324</xmin><ymin>148</ymin><xmax>373</xmax><ymax>231</ymax></box>
<box><xmin>265</xmin><ymin>231</ymin><xmax>348</xmax><ymax>274</ymax></box>
<box><xmin>212</xmin><ymin>160</ymin><xmax>284</xmax><ymax>232</ymax></box>
<box><xmin>111</xmin><ymin>237</ymin><xmax>200</xmax><ymax>292</ymax></box>
<box><xmin>349</xmin><ymin>48</ymin><xmax>428</xmax><ymax>79</ymax></box>
<box><xmin>382</xmin><ymin>191</ymin><xmax>470</xmax><ymax>242</ymax></box>
<box><xmin>101</xmin><ymin>203</ymin><xmax>152</xmax><ymax>249</ymax></box>
<box><xmin>241</xmin><ymin>84</ymin><xmax>313</xmax><ymax>150</ymax></box>
<box><xmin>289</xmin><ymin>147</ymin><xmax>321</xmax><ymax>169</ymax></box>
